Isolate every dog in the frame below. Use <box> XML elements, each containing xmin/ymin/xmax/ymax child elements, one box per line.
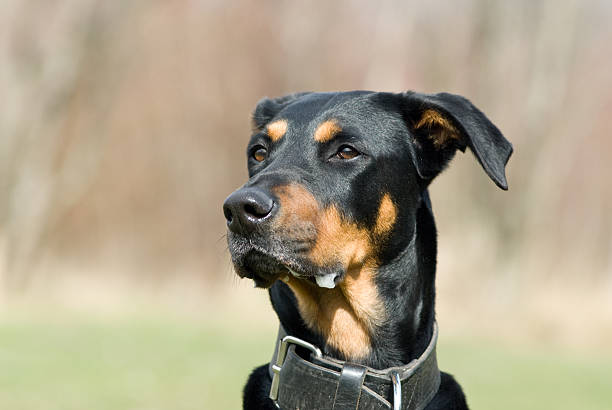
<box><xmin>223</xmin><ymin>91</ymin><xmax>512</xmax><ymax>409</ymax></box>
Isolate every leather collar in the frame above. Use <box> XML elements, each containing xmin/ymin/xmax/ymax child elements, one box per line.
<box><xmin>267</xmin><ymin>322</ymin><xmax>441</xmax><ymax>410</ymax></box>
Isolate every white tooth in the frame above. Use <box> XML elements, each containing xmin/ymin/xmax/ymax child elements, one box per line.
<box><xmin>288</xmin><ymin>268</ymin><xmax>299</xmax><ymax>277</ymax></box>
<box><xmin>315</xmin><ymin>273</ymin><xmax>337</xmax><ymax>289</ymax></box>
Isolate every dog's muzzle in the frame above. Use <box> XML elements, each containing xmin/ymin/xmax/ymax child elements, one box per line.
<box><xmin>223</xmin><ymin>187</ymin><xmax>275</xmax><ymax>235</ymax></box>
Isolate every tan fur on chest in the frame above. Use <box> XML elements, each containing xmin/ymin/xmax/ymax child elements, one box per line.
<box><xmin>284</xmin><ymin>263</ymin><xmax>384</xmax><ymax>360</ymax></box>
<box><xmin>274</xmin><ymin>184</ymin><xmax>396</xmax><ymax>360</ymax></box>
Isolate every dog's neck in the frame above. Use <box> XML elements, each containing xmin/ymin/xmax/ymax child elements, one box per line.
<box><xmin>269</xmin><ymin>194</ymin><xmax>437</xmax><ymax>369</ymax></box>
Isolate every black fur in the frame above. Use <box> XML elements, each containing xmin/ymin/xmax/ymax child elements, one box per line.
<box><xmin>223</xmin><ymin>91</ymin><xmax>512</xmax><ymax>409</ymax></box>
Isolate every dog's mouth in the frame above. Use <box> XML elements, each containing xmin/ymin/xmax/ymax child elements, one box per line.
<box><xmin>228</xmin><ymin>237</ymin><xmax>343</xmax><ymax>289</ymax></box>
<box><xmin>232</xmin><ymin>250</ymin><xmax>288</xmax><ymax>288</ymax></box>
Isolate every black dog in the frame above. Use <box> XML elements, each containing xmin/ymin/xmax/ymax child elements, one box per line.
<box><xmin>223</xmin><ymin>91</ymin><xmax>512</xmax><ymax>409</ymax></box>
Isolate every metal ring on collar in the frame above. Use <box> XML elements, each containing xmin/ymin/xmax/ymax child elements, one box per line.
<box><xmin>269</xmin><ymin>335</ymin><xmax>323</xmax><ymax>406</ymax></box>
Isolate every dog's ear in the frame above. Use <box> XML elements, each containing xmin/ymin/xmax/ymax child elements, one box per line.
<box><xmin>400</xmin><ymin>91</ymin><xmax>512</xmax><ymax>190</ymax></box>
<box><xmin>252</xmin><ymin>92</ymin><xmax>311</xmax><ymax>130</ymax></box>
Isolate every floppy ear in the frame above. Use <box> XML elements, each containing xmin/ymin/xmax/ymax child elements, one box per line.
<box><xmin>252</xmin><ymin>92</ymin><xmax>312</xmax><ymax>130</ymax></box>
<box><xmin>400</xmin><ymin>91</ymin><xmax>513</xmax><ymax>190</ymax></box>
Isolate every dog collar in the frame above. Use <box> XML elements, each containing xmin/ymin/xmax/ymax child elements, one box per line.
<box><xmin>267</xmin><ymin>322</ymin><xmax>441</xmax><ymax>410</ymax></box>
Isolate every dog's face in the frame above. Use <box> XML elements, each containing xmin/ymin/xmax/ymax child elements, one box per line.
<box><xmin>224</xmin><ymin>91</ymin><xmax>511</xmax><ymax>290</ymax></box>
<box><xmin>225</xmin><ymin>92</ymin><xmax>417</xmax><ymax>289</ymax></box>
<box><xmin>224</xmin><ymin>91</ymin><xmax>511</xmax><ymax>359</ymax></box>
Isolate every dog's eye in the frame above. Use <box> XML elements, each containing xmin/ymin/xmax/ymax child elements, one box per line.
<box><xmin>336</xmin><ymin>145</ymin><xmax>360</xmax><ymax>160</ymax></box>
<box><xmin>252</xmin><ymin>146</ymin><xmax>268</xmax><ymax>162</ymax></box>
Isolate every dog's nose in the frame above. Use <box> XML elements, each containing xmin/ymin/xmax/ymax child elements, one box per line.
<box><xmin>223</xmin><ymin>188</ymin><xmax>275</xmax><ymax>234</ymax></box>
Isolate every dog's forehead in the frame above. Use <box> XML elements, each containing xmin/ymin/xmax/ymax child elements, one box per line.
<box><xmin>276</xmin><ymin>91</ymin><xmax>400</xmax><ymax>141</ymax></box>
<box><xmin>280</xmin><ymin>91</ymin><xmax>370</xmax><ymax>117</ymax></box>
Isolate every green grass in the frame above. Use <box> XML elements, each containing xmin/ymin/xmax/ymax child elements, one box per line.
<box><xmin>0</xmin><ymin>314</ymin><xmax>610</xmax><ymax>409</ymax></box>
<box><xmin>439</xmin><ymin>337</ymin><xmax>612</xmax><ymax>410</ymax></box>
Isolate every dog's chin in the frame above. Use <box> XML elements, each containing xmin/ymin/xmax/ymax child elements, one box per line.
<box><xmin>231</xmin><ymin>250</ymin><xmax>289</xmax><ymax>289</ymax></box>
<box><xmin>227</xmin><ymin>233</ymin><xmax>347</xmax><ymax>289</ymax></box>
<box><xmin>231</xmin><ymin>248</ymin><xmax>345</xmax><ymax>290</ymax></box>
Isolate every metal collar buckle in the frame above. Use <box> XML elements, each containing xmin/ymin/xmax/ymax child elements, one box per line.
<box><xmin>269</xmin><ymin>335</ymin><xmax>323</xmax><ymax>407</ymax></box>
<box><xmin>391</xmin><ymin>371</ymin><xmax>402</xmax><ymax>410</ymax></box>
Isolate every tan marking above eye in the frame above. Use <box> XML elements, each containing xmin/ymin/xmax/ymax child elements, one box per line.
<box><xmin>266</xmin><ymin>119</ymin><xmax>288</xmax><ymax>142</ymax></box>
<box><xmin>314</xmin><ymin>119</ymin><xmax>342</xmax><ymax>143</ymax></box>
<box><xmin>414</xmin><ymin>109</ymin><xmax>461</xmax><ymax>148</ymax></box>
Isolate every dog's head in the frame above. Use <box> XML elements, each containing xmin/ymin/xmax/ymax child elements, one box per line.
<box><xmin>223</xmin><ymin>91</ymin><xmax>512</xmax><ymax>290</ymax></box>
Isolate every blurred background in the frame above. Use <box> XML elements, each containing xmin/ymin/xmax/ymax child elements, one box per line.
<box><xmin>1</xmin><ymin>0</ymin><xmax>611</xmax><ymax>409</ymax></box>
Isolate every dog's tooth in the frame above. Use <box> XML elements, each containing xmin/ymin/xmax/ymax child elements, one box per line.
<box><xmin>315</xmin><ymin>273</ymin><xmax>337</xmax><ymax>289</ymax></box>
